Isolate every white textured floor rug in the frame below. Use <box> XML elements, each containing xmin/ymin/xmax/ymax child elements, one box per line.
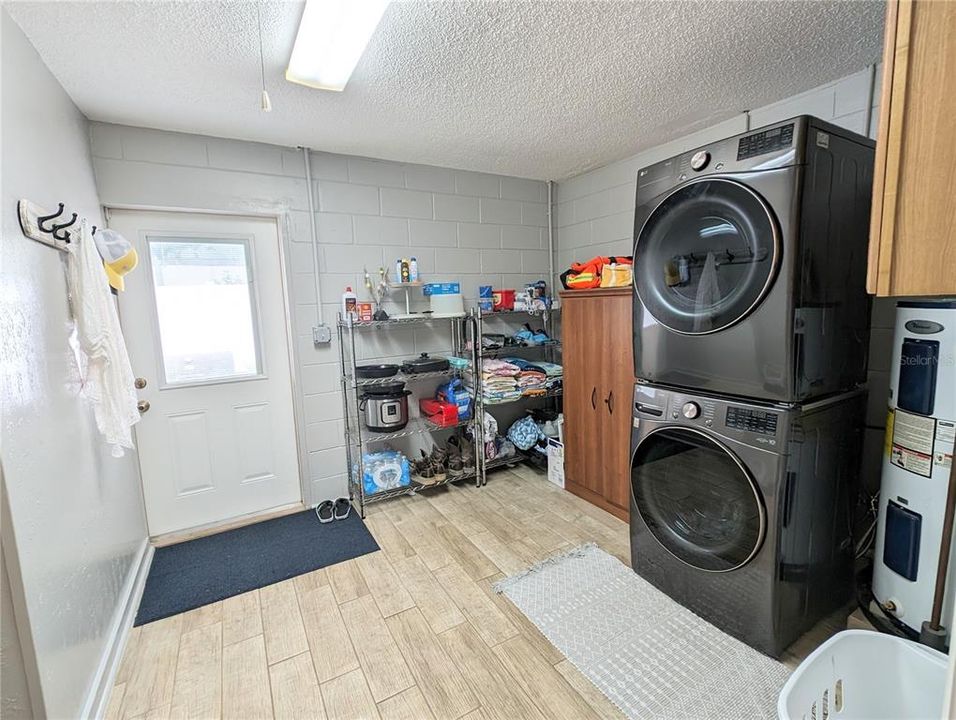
<box><xmin>494</xmin><ymin>543</ymin><xmax>789</xmax><ymax>720</ymax></box>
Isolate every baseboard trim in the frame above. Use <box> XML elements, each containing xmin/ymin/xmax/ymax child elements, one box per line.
<box><xmin>81</xmin><ymin>538</ymin><xmax>153</xmax><ymax>720</ymax></box>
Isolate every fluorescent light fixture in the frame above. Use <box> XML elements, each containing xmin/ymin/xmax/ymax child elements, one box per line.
<box><xmin>286</xmin><ymin>0</ymin><xmax>390</xmax><ymax>92</ymax></box>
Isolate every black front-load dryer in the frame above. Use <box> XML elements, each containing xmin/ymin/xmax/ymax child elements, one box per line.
<box><xmin>631</xmin><ymin>116</ymin><xmax>873</xmax><ymax>403</ymax></box>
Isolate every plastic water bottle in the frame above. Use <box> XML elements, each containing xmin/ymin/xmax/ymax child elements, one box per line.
<box><xmin>409</xmin><ymin>257</ymin><xmax>419</xmax><ymax>282</ymax></box>
<box><xmin>342</xmin><ymin>286</ymin><xmax>357</xmax><ymax>320</ymax></box>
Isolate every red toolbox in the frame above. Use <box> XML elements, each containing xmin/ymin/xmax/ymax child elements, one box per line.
<box><xmin>419</xmin><ymin>398</ymin><xmax>459</xmax><ymax>426</ymax></box>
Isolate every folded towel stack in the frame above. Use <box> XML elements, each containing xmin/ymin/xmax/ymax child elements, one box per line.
<box><xmin>500</xmin><ymin>357</ymin><xmax>563</xmax><ymax>397</ymax></box>
<box><xmin>464</xmin><ymin>358</ymin><xmax>564</xmax><ymax>402</ymax></box>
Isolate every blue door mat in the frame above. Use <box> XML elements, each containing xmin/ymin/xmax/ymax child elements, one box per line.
<box><xmin>135</xmin><ymin>509</ymin><xmax>379</xmax><ymax>626</ymax></box>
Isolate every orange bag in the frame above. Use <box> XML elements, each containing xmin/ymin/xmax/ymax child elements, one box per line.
<box><xmin>561</xmin><ymin>256</ymin><xmax>632</xmax><ymax>290</ymax></box>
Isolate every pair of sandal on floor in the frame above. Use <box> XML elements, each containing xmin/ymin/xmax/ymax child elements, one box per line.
<box><xmin>412</xmin><ymin>437</ymin><xmax>476</xmax><ymax>486</ymax></box>
<box><xmin>315</xmin><ymin>497</ymin><xmax>351</xmax><ymax>524</ymax></box>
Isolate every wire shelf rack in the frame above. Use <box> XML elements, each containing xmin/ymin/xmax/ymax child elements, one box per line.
<box><xmin>350</xmin><ymin>367</ymin><xmax>461</xmax><ymax>388</ymax></box>
<box><xmin>362</xmin><ymin>470</ymin><xmax>479</xmax><ymax>505</ymax></box>
<box><xmin>478</xmin><ymin>387</ymin><xmax>563</xmax><ymax>406</ymax></box>
<box><xmin>349</xmin><ymin>416</ymin><xmax>473</xmax><ymax>443</ymax></box>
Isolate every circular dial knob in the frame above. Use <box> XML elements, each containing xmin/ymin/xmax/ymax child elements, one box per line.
<box><xmin>690</xmin><ymin>151</ymin><xmax>711</xmax><ymax>171</ymax></box>
<box><xmin>681</xmin><ymin>401</ymin><xmax>701</xmax><ymax>419</ymax></box>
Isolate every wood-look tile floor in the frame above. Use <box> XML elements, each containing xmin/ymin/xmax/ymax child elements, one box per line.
<box><xmin>107</xmin><ymin>467</ymin><xmax>843</xmax><ymax>720</ymax></box>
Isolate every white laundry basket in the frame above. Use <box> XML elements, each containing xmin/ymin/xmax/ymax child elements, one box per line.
<box><xmin>778</xmin><ymin>630</ymin><xmax>948</xmax><ymax>720</ymax></box>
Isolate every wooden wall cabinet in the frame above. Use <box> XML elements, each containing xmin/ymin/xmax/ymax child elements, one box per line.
<box><xmin>868</xmin><ymin>0</ymin><xmax>956</xmax><ymax>297</ymax></box>
<box><xmin>560</xmin><ymin>288</ymin><xmax>632</xmax><ymax>521</ymax></box>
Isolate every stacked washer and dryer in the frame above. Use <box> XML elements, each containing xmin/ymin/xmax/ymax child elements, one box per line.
<box><xmin>628</xmin><ymin>116</ymin><xmax>874</xmax><ymax>657</ymax></box>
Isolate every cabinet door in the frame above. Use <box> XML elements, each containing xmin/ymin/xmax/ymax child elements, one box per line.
<box><xmin>599</xmin><ymin>293</ymin><xmax>634</xmax><ymax>515</ymax></box>
<box><xmin>868</xmin><ymin>0</ymin><xmax>956</xmax><ymax>296</ymax></box>
<box><xmin>561</xmin><ymin>295</ymin><xmax>602</xmax><ymax>494</ymax></box>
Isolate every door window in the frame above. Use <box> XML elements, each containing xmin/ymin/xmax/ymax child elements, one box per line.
<box><xmin>634</xmin><ymin>178</ymin><xmax>779</xmax><ymax>334</ymax></box>
<box><xmin>631</xmin><ymin>427</ymin><xmax>765</xmax><ymax>571</ymax></box>
<box><xmin>147</xmin><ymin>238</ymin><xmax>262</xmax><ymax>386</ymax></box>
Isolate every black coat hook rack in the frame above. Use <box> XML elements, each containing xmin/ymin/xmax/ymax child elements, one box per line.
<box><xmin>16</xmin><ymin>199</ymin><xmax>80</xmax><ymax>252</ymax></box>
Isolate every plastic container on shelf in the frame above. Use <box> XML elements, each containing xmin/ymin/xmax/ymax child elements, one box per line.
<box><xmin>493</xmin><ymin>289</ymin><xmax>515</xmax><ymax>311</ymax></box>
<box><xmin>776</xmin><ymin>630</ymin><xmax>948</xmax><ymax>720</ymax></box>
<box><xmin>423</xmin><ymin>282</ymin><xmax>460</xmax><ymax>296</ymax></box>
<box><xmin>341</xmin><ymin>286</ymin><xmax>357</xmax><ymax>319</ymax></box>
<box><xmin>430</xmin><ymin>293</ymin><xmax>464</xmax><ymax>317</ymax></box>
<box><xmin>409</xmin><ymin>257</ymin><xmax>419</xmax><ymax>282</ymax></box>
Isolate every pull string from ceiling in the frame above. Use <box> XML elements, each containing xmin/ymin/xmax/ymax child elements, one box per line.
<box><xmin>257</xmin><ymin>2</ymin><xmax>272</xmax><ymax>112</ymax></box>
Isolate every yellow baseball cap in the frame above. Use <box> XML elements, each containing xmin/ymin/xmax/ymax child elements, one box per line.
<box><xmin>93</xmin><ymin>229</ymin><xmax>138</xmax><ymax>291</ymax></box>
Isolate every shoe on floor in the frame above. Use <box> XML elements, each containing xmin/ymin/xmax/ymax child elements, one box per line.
<box><xmin>315</xmin><ymin>500</ymin><xmax>334</xmax><ymax>524</ymax></box>
<box><xmin>333</xmin><ymin>498</ymin><xmax>351</xmax><ymax>520</ymax></box>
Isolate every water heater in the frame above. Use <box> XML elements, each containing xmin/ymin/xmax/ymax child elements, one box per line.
<box><xmin>873</xmin><ymin>300</ymin><xmax>956</xmax><ymax>637</ymax></box>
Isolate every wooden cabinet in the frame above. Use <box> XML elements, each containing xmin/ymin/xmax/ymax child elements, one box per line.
<box><xmin>561</xmin><ymin>288</ymin><xmax>632</xmax><ymax>521</ymax></box>
<box><xmin>868</xmin><ymin>0</ymin><xmax>956</xmax><ymax>296</ymax></box>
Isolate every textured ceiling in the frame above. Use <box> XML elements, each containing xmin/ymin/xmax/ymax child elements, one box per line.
<box><xmin>7</xmin><ymin>0</ymin><xmax>885</xmax><ymax>180</ymax></box>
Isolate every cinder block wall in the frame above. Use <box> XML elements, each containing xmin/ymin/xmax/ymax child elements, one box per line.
<box><xmin>90</xmin><ymin>124</ymin><xmax>551</xmax><ymax>503</ymax></box>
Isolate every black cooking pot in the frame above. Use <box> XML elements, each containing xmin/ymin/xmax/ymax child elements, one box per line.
<box><xmin>402</xmin><ymin>353</ymin><xmax>450</xmax><ymax>374</ymax></box>
<box><xmin>356</xmin><ymin>363</ymin><xmax>400</xmax><ymax>379</ymax></box>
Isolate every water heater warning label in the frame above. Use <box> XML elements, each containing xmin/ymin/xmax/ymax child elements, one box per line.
<box><xmin>891</xmin><ymin>408</ymin><xmax>936</xmax><ymax>478</ymax></box>
<box><xmin>935</xmin><ymin>420</ymin><xmax>955</xmax><ymax>470</ymax></box>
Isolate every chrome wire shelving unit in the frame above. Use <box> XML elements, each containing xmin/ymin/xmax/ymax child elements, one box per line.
<box><xmin>338</xmin><ymin>312</ymin><xmax>482</xmax><ymax>517</ymax></box>
<box><xmin>471</xmin><ymin>303</ymin><xmax>563</xmax><ymax>486</ymax></box>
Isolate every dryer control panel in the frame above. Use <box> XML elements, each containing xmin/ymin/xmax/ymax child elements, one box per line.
<box><xmin>736</xmin><ymin>123</ymin><xmax>794</xmax><ymax>161</ymax></box>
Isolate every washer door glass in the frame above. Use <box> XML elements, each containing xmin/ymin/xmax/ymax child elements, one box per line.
<box><xmin>631</xmin><ymin>427</ymin><xmax>765</xmax><ymax>572</ymax></box>
<box><xmin>634</xmin><ymin>178</ymin><xmax>779</xmax><ymax>334</ymax></box>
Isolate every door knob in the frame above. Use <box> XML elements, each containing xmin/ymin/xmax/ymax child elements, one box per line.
<box><xmin>137</xmin><ymin>400</ymin><xmax>151</xmax><ymax>414</ymax></box>
<box><xmin>134</xmin><ymin>377</ymin><xmax>147</xmax><ymax>389</ymax></box>
<box><xmin>604</xmin><ymin>391</ymin><xmax>615</xmax><ymax>414</ymax></box>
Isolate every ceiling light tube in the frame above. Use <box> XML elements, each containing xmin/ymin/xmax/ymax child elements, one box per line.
<box><xmin>286</xmin><ymin>0</ymin><xmax>390</xmax><ymax>92</ymax></box>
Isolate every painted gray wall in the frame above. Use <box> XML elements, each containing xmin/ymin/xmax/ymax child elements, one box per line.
<box><xmin>1</xmin><ymin>10</ymin><xmax>149</xmax><ymax>719</ymax></box>
<box><xmin>90</xmin><ymin>125</ymin><xmax>550</xmax><ymax>504</ymax></box>
<box><xmin>554</xmin><ymin>66</ymin><xmax>890</xmax><ymax>492</ymax></box>
<box><xmin>1</xmin><ymin>544</ymin><xmax>34</xmax><ymax>720</ymax></box>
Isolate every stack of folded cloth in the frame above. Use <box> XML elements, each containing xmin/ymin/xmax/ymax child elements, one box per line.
<box><xmin>501</xmin><ymin>357</ymin><xmax>562</xmax><ymax>396</ymax></box>
<box><xmin>464</xmin><ymin>359</ymin><xmax>523</xmax><ymax>402</ymax></box>
<box><xmin>501</xmin><ymin>357</ymin><xmax>546</xmax><ymax>396</ymax></box>
<box><xmin>534</xmin><ymin>361</ymin><xmax>563</xmax><ymax>390</ymax></box>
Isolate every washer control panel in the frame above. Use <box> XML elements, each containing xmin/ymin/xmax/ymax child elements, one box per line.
<box><xmin>725</xmin><ymin>407</ymin><xmax>779</xmax><ymax>436</ymax></box>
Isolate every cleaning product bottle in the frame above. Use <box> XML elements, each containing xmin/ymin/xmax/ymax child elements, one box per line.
<box><xmin>342</xmin><ymin>286</ymin><xmax>357</xmax><ymax>320</ymax></box>
<box><xmin>395</xmin><ymin>258</ymin><xmax>403</xmax><ymax>284</ymax></box>
<box><xmin>409</xmin><ymin>257</ymin><xmax>419</xmax><ymax>282</ymax></box>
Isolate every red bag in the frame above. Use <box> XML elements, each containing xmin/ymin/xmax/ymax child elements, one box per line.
<box><xmin>560</xmin><ymin>256</ymin><xmax>632</xmax><ymax>290</ymax></box>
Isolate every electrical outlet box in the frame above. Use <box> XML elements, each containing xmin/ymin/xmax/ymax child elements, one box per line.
<box><xmin>313</xmin><ymin>325</ymin><xmax>332</xmax><ymax>344</ymax></box>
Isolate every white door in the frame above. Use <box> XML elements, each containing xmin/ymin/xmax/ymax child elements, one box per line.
<box><xmin>109</xmin><ymin>210</ymin><xmax>301</xmax><ymax>536</ymax></box>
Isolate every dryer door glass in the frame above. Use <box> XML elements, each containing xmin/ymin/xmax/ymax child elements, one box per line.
<box><xmin>632</xmin><ymin>427</ymin><xmax>766</xmax><ymax>571</ymax></box>
<box><xmin>634</xmin><ymin>178</ymin><xmax>779</xmax><ymax>334</ymax></box>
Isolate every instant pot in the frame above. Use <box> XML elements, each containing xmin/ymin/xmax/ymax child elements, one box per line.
<box><xmin>360</xmin><ymin>382</ymin><xmax>411</xmax><ymax>432</ymax></box>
